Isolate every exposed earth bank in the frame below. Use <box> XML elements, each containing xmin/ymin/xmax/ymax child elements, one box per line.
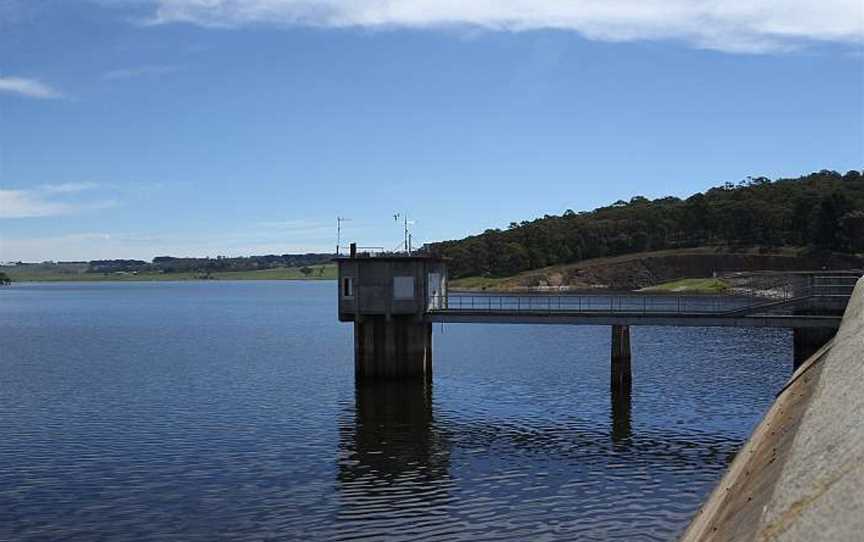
<box><xmin>449</xmin><ymin>247</ymin><xmax>863</xmax><ymax>292</ymax></box>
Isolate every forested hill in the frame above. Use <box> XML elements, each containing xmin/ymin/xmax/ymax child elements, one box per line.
<box><xmin>428</xmin><ymin>170</ymin><xmax>864</xmax><ymax>278</ymax></box>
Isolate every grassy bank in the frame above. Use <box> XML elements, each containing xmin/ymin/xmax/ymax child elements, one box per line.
<box><xmin>1</xmin><ymin>263</ymin><xmax>337</xmax><ymax>282</ymax></box>
<box><xmin>639</xmin><ymin>277</ymin><xmax>729</xmax><ymax>294</ymax></box>
<box><xmin>447</xmin><ymin>275</ymin><xmax>511</xmax><ymax>291</ymax></box>
<box><xmin>446</xmin><ymin>246</ymin><xmax>861</xmax><ymax>292</ymax></box>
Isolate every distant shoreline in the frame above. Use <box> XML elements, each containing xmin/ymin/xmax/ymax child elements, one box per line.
<box><xmin>3</xmin><ymin>277</ymin><xmax>337</xmax><ymax>283</ymax></box>
<box><xmin>0</xmin><ymin>264</ymin><xmax>338</xmax><ymax>283</ymax></box>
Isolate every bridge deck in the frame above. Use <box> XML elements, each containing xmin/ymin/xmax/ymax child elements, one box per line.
<box><xmin>427</xmin><ymin>292</ymin><xmax>850</xmax><ymax>329</ymax></box>
<box><xmin>428</xmin><ymin>310</ymin><xmax>841</xmax><ymax>328</ymax></box>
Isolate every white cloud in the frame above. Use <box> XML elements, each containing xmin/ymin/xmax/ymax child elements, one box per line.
<box><xmin>0</xmin><ymin>183</ymin><xmax>116</xmax><ymax>218</ymax></box>
<box><xmin>0</xmin><ymin>75</ymin><xmax>63</xmax><ymax>99</ymax></box>
<box><xmin>40</xmin><ymin>182</ymin><xmax>102</xmax><ymax>194</ymax></box>
<box><xmin>103</xmin><ymin>64</ymin><xmax>181</xmax><ymax>80</ymax></box>
<box><xmin>0</xmin><ymin>190</ymin><xmax>75</xmax><ymax>218</ymax></box>
<box><xmin>151</xmin><ymin>0</ymin><xmax>864</xmax><ymax>53</ymax></box>
<box><xmin>0</xmin><ymin>233</ymin><xmax>147</xmax><ymax>262</ymax></box>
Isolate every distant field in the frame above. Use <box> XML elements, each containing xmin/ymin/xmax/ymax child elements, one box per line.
<box><xmin>447</xmin><ymin>275</ymin><xmax>511</xmax><ymax>290</ymax></box>
<box><xmin>211</xmin><ymin>265</ymin><xmax>336</xmax><ymax>280</ymax></box>
<box><xmin>1</xmin><ymin>263</ymin><xmax>337</xmax><ymax>282</ymax></box>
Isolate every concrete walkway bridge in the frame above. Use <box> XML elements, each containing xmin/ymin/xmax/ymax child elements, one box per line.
<box><xmin>335</xmin><ymin>250</ymin><xmax>860</xmax><ymax>390</ymax></box>
<box><xmin>427</xmin><ymin>284</ymin><xmax>851</xmax><ymax>328</ymax></box>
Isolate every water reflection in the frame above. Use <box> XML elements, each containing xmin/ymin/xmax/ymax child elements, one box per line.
<box><xmin>337</xmin><ymin>381</ymin><xmax>453</xmax><ymax>535</ymax></box>
<box><xmin>610</xmin><ymin>388</ymin><xmax>632</xmax><ymax>443</ymax></box>
<box><xmin>333</xmin><ymin>378</ymin><xmax>738</xmax><ymax>540</ymax></box>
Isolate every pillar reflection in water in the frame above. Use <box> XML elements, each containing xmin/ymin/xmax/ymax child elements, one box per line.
<box><xmin>337</xmin><ymin>380</ymin><xmax>452</xmax><ymax>524</ymax></box>
<box><xmin>610</xmin><ymin>388</ymin><xmax>632</xmax><ymax>443</ymax></box>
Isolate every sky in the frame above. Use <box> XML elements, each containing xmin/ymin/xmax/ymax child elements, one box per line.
<box><xmin>1</xmin><ymin>0</ymin><xmax>863</xmax><ymax>262</ymax></box>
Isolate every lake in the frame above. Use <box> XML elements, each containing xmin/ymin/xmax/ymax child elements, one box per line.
<box><xmin>0</xmin><ymin>281</ymin><xmax>791</xmax><ymax>541</ymax></box>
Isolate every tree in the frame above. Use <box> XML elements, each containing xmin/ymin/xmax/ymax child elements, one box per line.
<box><xmin>812</xmin><ymin>192</ymin><xmax>852</xmax><ymax>249</ymax></box>
<box><xmin>839</xmin><ymin>211</ymin><xmax>864</xmax><ymax>252</ymax></box>
<box><xmin>428</xmin><ymin>170</ymin><xmax>864</xmax><ymax>278</ymax></box>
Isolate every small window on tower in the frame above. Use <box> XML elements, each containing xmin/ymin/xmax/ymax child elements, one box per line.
<box><xmin>342</xmin><ymin>277</ymin><xmax>353</xmax><ymax>298</ymax></box>
<box><xmin>393</xmin><ymin>276</ymin><xmax>415</xmax><ymax>299</ymax></box>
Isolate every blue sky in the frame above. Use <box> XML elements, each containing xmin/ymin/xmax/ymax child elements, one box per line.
<box><xmin>1</xmin><ymin>0</ymin><xmax>862</xmax><ymax>261</ymax></box>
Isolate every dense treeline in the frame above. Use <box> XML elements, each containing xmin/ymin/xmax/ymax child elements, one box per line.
<box><xmin>428</xmin><ymin>170</ymin><xmax>864</xmax><ymax>278</ymax></box>
<box><xmin>147</xmin><ymin>254</ymin><xmax>331</xmax><ymax>274</ymax></box>
<box><xmin>86</xmin><ymin>253</ymin><xmax>332</xmax><ymax>274</ymax></box>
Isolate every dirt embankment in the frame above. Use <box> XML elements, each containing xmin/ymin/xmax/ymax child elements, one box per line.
<box><xmin>452</xmin><ymin>248</ymin><xmax>863</xmax><ymax>291</ymax></box>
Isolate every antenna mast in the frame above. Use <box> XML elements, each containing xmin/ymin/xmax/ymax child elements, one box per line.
<box><xmin>336</xmin><ymin>216</ymin><xmax>351</xmax><ymax>255</ymax></box>
<box><xmin>393</xmin><ymin>213</ymin><xmax>416</xmax><ymax>254</ymax></box>
<box><xmin>404</xmin><ymin>214</ymin><xmax>409</xmax><ymax>253</ymax></box>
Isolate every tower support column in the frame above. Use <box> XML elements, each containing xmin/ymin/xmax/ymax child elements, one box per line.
<box><xmin>354</xmin><ymin>316</ymin><xmax>432</xmax><ymax>380</ymax></box>
<box><xmin>611</xmin><ymin>324</ymin><xmax>632</xmax><ymax>393</ymax></box>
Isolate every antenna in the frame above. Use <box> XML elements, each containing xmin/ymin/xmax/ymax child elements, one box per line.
<box><xmin>336</xmin><ymin>216</ymin><xmax>351</xmax><ymax>255</ymax></box>
<box><xmin>394</xmin><ymin>212</ymin><xmax>416</xmax><ymax>254</ymax></box>
<box><xmin>407</xmin><ymin>218</ymin><xmax>416</xmax><ymax>254</ymax></box>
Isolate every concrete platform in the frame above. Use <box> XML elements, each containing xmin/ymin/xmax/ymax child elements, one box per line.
<box><xmin>430</xmin><ymin>311</ymin><xmax>841</xmax><ymax>329</ymax></box>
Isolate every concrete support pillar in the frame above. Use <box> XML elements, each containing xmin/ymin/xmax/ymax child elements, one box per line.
<box><xmin>611</xmin><ymin>324</ymin><xmax>632</xmax><ymax>393</ymax></box>
<box><xmin>423</xmin><ymin>323</ymin><xmax>433</xmax><ymax>379</ymax></box>
<box><xmin>354</xmin><ymin>316</ymin><xmax>432</xmax><ymax>380</ymax></box>
<box><xmin>792</xmin><ymin>327</ymin><xmax>835</xmax><ymax>371</ymax></box>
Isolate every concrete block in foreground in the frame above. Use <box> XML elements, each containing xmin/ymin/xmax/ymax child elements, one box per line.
<box><xmin>682</xmin><ymin>277</ymin><xmax>864</xmax><ymax>541</ymax></box>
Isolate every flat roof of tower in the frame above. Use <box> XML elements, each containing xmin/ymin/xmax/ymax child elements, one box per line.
<box><xmin>333</xmin><ymin>254</ymin><xmax>446</xmax><ymax>262</ymax></box>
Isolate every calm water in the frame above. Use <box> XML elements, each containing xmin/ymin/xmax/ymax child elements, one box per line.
<box><xmin>0</xmin><ymin>281</ymin><xmax>791</xmax><ymax>541</ymax></box>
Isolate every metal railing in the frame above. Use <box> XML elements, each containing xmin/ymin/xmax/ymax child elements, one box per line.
<box><xmin>429</xmin><ymin>273</ymin><xmax>860</xmax><ymax>317</ymax></box>
<box><xmin>431</xmin><ymin>293</ymin><xmax>754</xmax><ymax>315</ymax></box>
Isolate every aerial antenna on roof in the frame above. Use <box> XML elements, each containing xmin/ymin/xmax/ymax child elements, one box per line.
<box><xmin>336</xmin><ymin>216</ymin><xmax>351</xmax><ymax>255</ymax></box>
<box><xmin>394</xmin><ymin>212</ymin><xmax>416</xmax><ymax>254</ymax></box>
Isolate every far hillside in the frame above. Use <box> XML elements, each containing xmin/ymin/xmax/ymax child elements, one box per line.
<box><xmin>429</xmin><ymin>170</ymin><xmax>864</xmax><ymax>280</ymax></box>
<box><xmin>1</xmin><ymin>263</ymin><xmax>337</xmax><ymax>282</ymax></box>
<box><xmin>1</xmin><ymin>254</ymin><xmax>336</xmax><ymax>282</ymax></box>
<box><xmin>448</xmin><ymin>247</ymin><xmax>863</xmax><ymax>292</ymax></box>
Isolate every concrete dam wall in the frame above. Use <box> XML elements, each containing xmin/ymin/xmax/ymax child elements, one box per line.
<box><xmin>682</xmin><ymin>277</ymin><xmax>864</xmax><ymax>541</ymax></box>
